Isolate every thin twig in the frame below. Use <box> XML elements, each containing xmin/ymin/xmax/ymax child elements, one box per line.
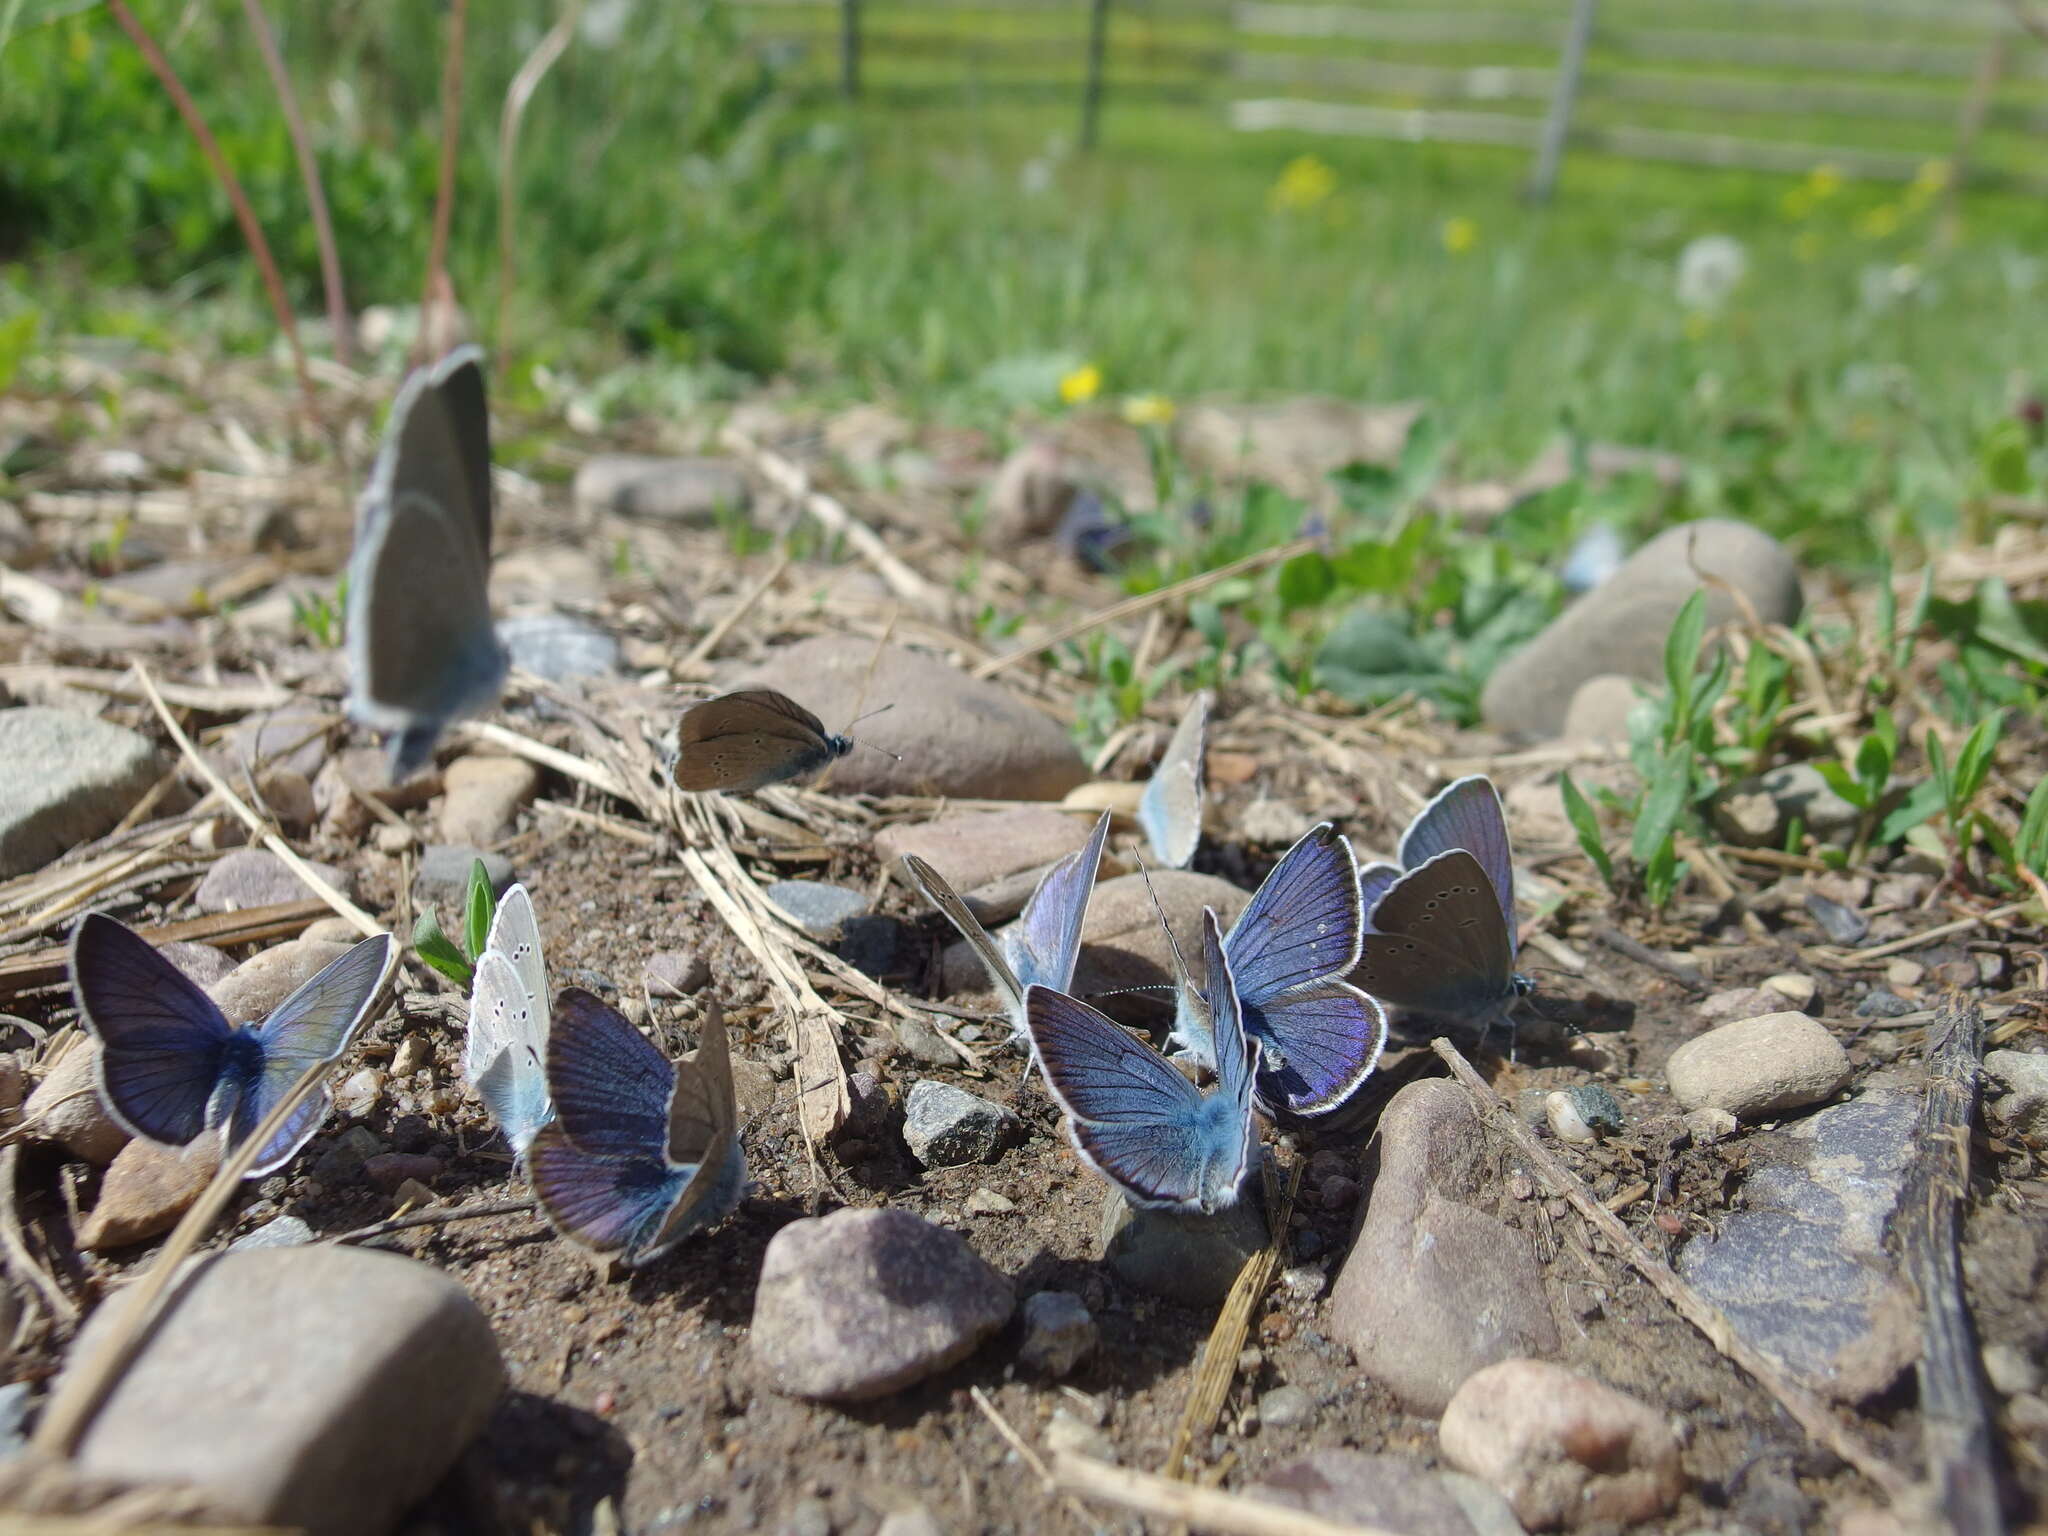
<box><xmin>494</xmin><ymin>0</ymin><xmax>583</xmax><ymax>364</ymax></box>
<box><xmin>1589</xmin><ymin>926</ymin><xmax>1707</xmax><ymax>992</ymax></box>
<box><xmin>1431</xmin><ymin>1038</ymin><xmax>1914</xmax><ymax>1501</ymax></box>
<box><xmin>130</xmin><ymin>664</ymin><xmax>382</xmax><ymax>938</ymax></box>
<box><xmin>720</xmin><ymin>427</ymin><xmax>949</xmax><ymax>614</ymax></box>
<box><xmin>331</xmin><ymin>1197</ymin><xmax>535</xmax><ymax>1246</ymax></box>
<box><xmin>1820</xmin><ymin>904</ymin><xmax>2025</xmax><ymax>967</ymax></box>
<box><xmin>455</xmin><ymin>719</ymin><xmax>632</xmax><ymax>800</ymax></box>
<box><xmin>417</xmin><ymin>0</ymin><xmax>469</xmax><ymax>367</ymax></box>
<box><xmin>104</xmin><ymin>0</ymin><xmax>313</xmax><ymax>417</ymax></box>
<box><xmin>681</xmin><ymin>551</ymin><xmax>792</xmax><ymax>672</ymax></box>
<box><xmin>1895</xmin><ymin>997</ymin><xmax>2001</xmax><ymax>1535</ymax></box>
<box><xmin>0</xmin><ymin>1144</ymin><xmax>75</xmax><ymax>1326</ymax></box>
<box><xmin>239</xmin><ymin>0</ymin><xmax>351</xmax><ymax>368</ymax></box>
<box><xmin>1055</xmin><ymin>1453</ymin><xmax>1405</xmax><ymax>1536</ymax></box>
<box><xmin>973</xmin><ymin>538</ymin><xmax>1316</xmax><ymax>679</ymax></box>
<box><xmin>969</xmin><ymin>1386</ymin><xmax>1055</xmax><ymax>1491</ymax></box>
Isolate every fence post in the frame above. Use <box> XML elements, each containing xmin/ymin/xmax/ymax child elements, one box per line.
<box><xmin>840</xmin><ymin>0</ymin><xmax>861</xmax><ymax>98</ymax></box>
<box><xmin>1081</xmin><ymin>0</ymin><xmax>1110</xmax><ymax>149</ymax></box>
<box><xmin>1528</xmin><ymin>0</ymin><xmax>1597</xmax><ymax>202</ymax></box>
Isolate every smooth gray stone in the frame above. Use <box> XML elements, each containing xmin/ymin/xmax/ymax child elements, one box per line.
<box><xmin>0</xmin><ymin>708</ymin><xmax>163</xmax><ymax>877</ymax></box>
<box><xmin>902</xmin><ymin>1080</ymin><xmax>1020</xmax><ymax>1167</ymax></box>
<box><xmin>1099</xmin><ymin>1184</ymin><xmax>1269</xmax><ymax>1308</ymax></box>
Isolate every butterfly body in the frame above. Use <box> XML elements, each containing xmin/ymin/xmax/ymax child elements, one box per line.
<box><xmin>527</xmin><ymin>988</ymin><xmax>744</xmax><ymax>1267</ymax></box>
<box><xmin>70</xmin><ymin>913</ymin><xmax>393</xmax><ymax>1177</ymax></box>
<box><xmin>346</xmin><ymin>346</ymin><xmax>508</xmax><ymax>779</ymax></box>
<box><xmin>668</xmin><ymin>689</ymin><xmax>855</xmax><ymax>794</ymax></box>
<box><xmin>1354</xmin><ymin>775</ymin><xmax>1530</xmax><ymax>1032</ymax></box>
<box><xmin>1167</xmin><ymin>823</ymin><xmax>1386</xmax><ymax>1120</ymax></box>
<box><xmin>1027</xmin><ymin>908</ymin><xmax>1257</xmax><ymax>1214</ymax></box>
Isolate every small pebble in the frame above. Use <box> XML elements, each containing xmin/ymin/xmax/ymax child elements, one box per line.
<box><xmin>644</xmin><ymin>949</ymin><xmax>711</xmax><ymax>998</ymax></box>
<box><xmin>1683</xmin><ymin>1107</ymin><xmax>1739</xmax><ymax>1145</ymax></box>
<box><xmin>1017</xmin><ymin>1291</ymin><xmax>1097</xmax><ymax>1377</ymax></box>
<box><xmin>1854</xmin><ymin>987</ymin><xmax>1918</xmax><ymax>1019</ymax></box>
<box><xmin>1803</xmin><ymin>891</ymin><xmax>1869</xmax><ymax>946</ymax></box>
<box><xmin>1885</xmin><ymin>958</ymin><xmax>1925</xmax><ymax>988</ymax></box>
<box><xmin>778</xmin><ymin>1496</ymin><xmax>833</xmax><ymax>1536</ymax></box>
<box><xmin>1042</xmin><ymin>1409</ymin><xmax>1115</xmax><ymax>1463</ymax></box>
<box><xmin>2008</xmin><ymin>1394</ymin><xmax>2048</xmax><ymax>1435</ymax></box>
<box><xmin>1258</xmin><ymin>1385</ymin><xmax>1315</xmax><ymax>1430</ymax></box>
<box><xmin>1664</xmin><ymin>1012</ymin><xmax>1850</xmax><ymax>1121</ymax></box>
<box><xmin>764</xmin><ymin>880</ymin><xmax>868</xmax><ymax>941</ymax></box>
<box><xmin>1546</xmin><ymin>1084</ymin><xmax>1623</xmax><ymax>1144</ymax></box>
<box><xmin>231</xmin><ymin>1215</ymin><xmax>315</xmax><ymax>1252</ymax></box>
<box><xmin>901</xmin><ymin>1080</ymin><xmax>1020</xmax><ymax>1167</ymax></box>
<box><xmin>965</xmin><ymin>1188</ymin><xmax>1015</xmax><ymax>1216</ymax></box>
<box><xmin>389</xmin><ymin>1034</ymin><xmax>432</xmax><ymax>1078</ymax></box>
<box><xmin>1981</xmin><ymin>1342</ymin><xmax>2041</xmax><ymax>1397</ymax></box>
<box><xmin>1761</xmin><ymin>972</ymin><xmax>1819</xmax><ymax>1009</ymax></box>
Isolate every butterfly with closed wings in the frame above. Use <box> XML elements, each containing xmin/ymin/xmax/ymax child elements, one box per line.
<box><xmin>1025</xmin><ymin>907</ymin><xmax>1258</xmax><ymax>1214</ymax></box>
<box><xmin>346</xmin><ymin>345</ymin><xmax>508</xmax><ymax>779</ymax></box>
<box><xmin>463</xmin><ymin>883</ymin><xmax>552</xmax><ymax>1159</ymax></box>
<box><xmin>1353</xmin><ymin>775</ymin><xmax>1534</xmax><ymax>1035</ymax></box>
<box><xmin>899</xmin><ymin>810</ymin><xmax>1110</xmax><ymax>1047</ymax></box>
<box><xmin>1136</xmin><ymin>691</ymin><xmax>1209</xmax><ymax>869</ymax></box>
<box><xmin>667</xmin><ymin>689</ymin><xmax>860</xmax><ymax>794</ymax></box>
<box><xmin>70</xmin><ymin>913</ymin><xmax>394</xmax><ymax>1177</ymax></box>
<box><xmin>1165</xmin><ymin>823</ymin><xmax>1386</xmax><ymax>1120</ymax></box>
<box><xmin>527</xmin><ymin>989</ymin><xmax>745</xmax><ymax>1268</ymax></box>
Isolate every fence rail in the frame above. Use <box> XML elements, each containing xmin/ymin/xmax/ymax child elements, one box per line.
<box><xmin>729</xmin><ymin>0</ymin><xmax>2048</xmax><ymax>197</ymax></box>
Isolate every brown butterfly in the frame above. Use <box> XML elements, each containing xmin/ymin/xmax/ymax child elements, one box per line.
<box><xmin>666</xmin><ymin>688</ymin><xmax>855</xmax><ymax>793</ymax></box>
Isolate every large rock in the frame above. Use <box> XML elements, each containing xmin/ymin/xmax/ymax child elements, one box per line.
<box><xmin>66</xmin><ymin>1246</ymin><xmax>504</xmax><ymax>1536</ymax></box>
<box><xmin>1098</xmin><ymin>1186</ymin><xmax>1270</xmax><ymax>1307</ymax></box>
<box><xmin>437</xmin><ymin>755</ymin><xmax>540</xmax><ymax>847</ymax></box>
<box><xmin>1440</xmin><ymin>1360</ymin><xmax>1684</xmax><ymax>1529</ymax></box>
<box><xmin>1175</xmin><ymin>398</ymin><xmax>1421</xmax><ymax>500</ymax></box>
<box><xmin>0</xmin><ymin>708</ymin><xmax>163</xmax><ymax>877</ymax></box>
<box><xmin>209</xmin><ymin>937</ymin><xmax>356</xmax><ymax>1026</ymax></box>
<box><xmin>21</xmin><ymin>1036</ymin><xmax>129</xmax><ymax>1164</ymax></box>
<box><xmin>77</xmin><ymin>1136</ymin><xmax>221</xmax><ymax>1250</ymax></box>
<box><xmin>1985</xmin><ymin>1050</ymin><xmax>2048</xmax><ymax>1137</ymax></box>
<box><xmin>751</xmin><ymin>1207</ymin><xmax>1013</xmax><ymax>1401</ymax></box>
<box><xmin>1678</xmin><ymin>1090</ymin><xmax>1920</xmax><ymax>1400</ymax></box>
<box><xmin>1480</xmin><ymin>519</ymin><xmax>1801</xmax><ymax>738</ymax></box>
<box><xmin>1329</xmin><ymin>1080</ymin><xmax>1560</xmax><ymax>1412</ymax></box>
<box><xmin>194</xmin><ymin>849</ymin><xmax>352</xmax><ymax>914</ymax></box>
<box><xmin>877</xmin><ymin>807</ymin><xmax>1097</xmax><ymax>894</ymax></box>
<box><xmin>217</xmin><ymin>707</ymin><xmax>333</xmax><ymax>781</ymax></box>
<box><xmin>1250</xmin><ymin>1451</ymin><xmax>1514</xmax><ymax>1536</ymax></box>
<box><xmin>1664</xmin><ymin>1011</ymin><xmax>1850</xmax><ymax>1121</ymax></box>
<box><xmin>733</xmin><ymin>639</ymin><xmax>1088</xmax><ymax>800</ymax></box>
<box><xmin>573</xmin><ymin>454</ymin><xmax>750</xmax><ymax>522</ymax></box>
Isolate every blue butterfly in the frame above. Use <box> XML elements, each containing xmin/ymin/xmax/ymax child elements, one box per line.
<box><xmin>1136</xmin><ymin>692</ymin><xmax>1208</xmax><ymax>869</ymax></box>
<box><xmin>901</xmin><ymin>810</ymin><xmax>1109</xmax><ymax>1043</ymax></box>
<box><xmin>1025</xmin><ymin>907</ymin><xmax>1257</xmax><ymax>1214</ymax></box>
<box><xmin>526</xmin><ymin>988</ymin><xmax>745</xmax><ymax>1268</ymax></box>
<box><xmin>1354</xmin><ymin>775</ymin><xmax>1533</xmax><ymax>1032</ymax></box>
<box><xmin>70</xmin><ymin>913</ymin><xmax>393</xmax><ymax>1176</ymax></box>
<box><xmin>463</xmin><ymin>883</ymin><xmax>551</xmax><ymax>1157</ymax></box>
<box><xmin>346</xmin><ymin>345</ymin><xmax>509</xmax><ymax>778</ymax></box>
<box><xmin>1166</xmin><ymin>823</ymin><xmax>1386</xmax><ymax>1119</ymax></box>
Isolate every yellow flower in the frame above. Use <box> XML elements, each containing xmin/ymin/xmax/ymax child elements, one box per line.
<box><xmin>1780</xmin><ymin>186</ymin><xmax>1813</xmax><ymax>221</ymax></box>
<box><xmin>1807</xmin><ymin>163</ymin><xmax>1843</xmax><ymax>200</ymax></box>
<box><xmin>1683</xmin><ymin>310</ymin><xmax>1711</xmax><ymax>342</ymax></box>
<box><xmin>1857</xmin><ymin>203</ymin><xmax>1900</xmax><ymax>239</ymax></box>
<box><xmin>1270</xmin><ymin>155</ymin><xmax>1336</xmax><ymax>212</ymax></box>
<box><xmin>1441</xmin><ymin>216</ymin><xmax>1478</xmax><ymax>255</ymax></box>
<box><xmin>1794</xmin><ymin>231</ymin><xmax>1822</xmax><ymax>264</ymax></box>
<box><xmin>1121</xmin><ymin>393</ymin><xmax>1175</xmax><ymax>426</ymax></box>
<box><xmin>1059</xmin><ymin>363</ymin><xmax>1102</xmax><ymax>406</ymax></box>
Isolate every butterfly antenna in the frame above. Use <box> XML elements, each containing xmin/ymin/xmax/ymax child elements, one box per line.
<box><xmin>845</xmin><ymin>701</ymin><xmax>896</xmax><ymax>731</ymax></box>
<box><xmin>1134</xmin><ymin>852</ymin><xmax>1194</xmax><ymax>988</ymax></box>
<box><xmin>852</xmin><ymin>738</ymin><xmax>902</xmax><ymax>764</ymax></box>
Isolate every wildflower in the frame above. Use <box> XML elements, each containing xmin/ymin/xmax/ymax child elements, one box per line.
<box><xmin>1441</xmin><ymin>216</ymin><xmax>1478</xmax><ymax>255</ymax></box>
<box><xmin>1059</xmin><ymin>363</ymin><xmax>1102</xmax><ymax>406</ymax></box>
<box><xmin>1806</xmin><ymin>163</ymin><xmax>1843</xmax><ymax>200</ymax></box>
<box><xmin>1675</xmin><ymin>234</ymin><xmax>1747</xmax><ymax>311</ymax></box>
<box><xmin>1122</xmin><ymin>393</ymin><xmax>1175</xmax><ymax>426</ymax></box>
<box><xmin>1857</xmin><ymin>204</ymin><xmax>1901</xmax><ymax>239</ymax></box>
<box><xmin>1270</xmin><ymin>155</ymin><xmax>1336</xmax><ymax>212</ymax></box>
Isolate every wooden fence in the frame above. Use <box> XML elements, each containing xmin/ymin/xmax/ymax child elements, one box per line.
<box><xmin>729</xmin><ymin>0</ymin><xmax>2048</xmax><ymax>196</ymax></box>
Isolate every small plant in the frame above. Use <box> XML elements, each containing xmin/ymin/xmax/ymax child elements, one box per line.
<box><xmin>1814</xmin><ymin>707</ymin><xmax>1905</xmax><ymax>864</ymax></box>
<box><xmin>86</xmin><ymin>515</ymin><xmax>133</xmax><ymax>576</ymax></box>
<box><xmin>413</xmin><ymin>857</ymin><xmax>498</xmax><ymax>988</ymax></box>
<box><xmin>1925</xmin><ymin>712</ymin><xmax>2005</xmax><ymax>869</ymax></box>
<box><xmin>291</xmin><ymin>576</ymin><xmax>348</xmax><ymax>648</ymax></box>
<box><xmin>1983</xmin><ymin>776</ymin><xmax>2048</xmax><ymax>896</ymax></box>
<box><xmin>1558</xmin><ymin>770</ymin><xmax>1616</xmax><ymax>891</ymax></box>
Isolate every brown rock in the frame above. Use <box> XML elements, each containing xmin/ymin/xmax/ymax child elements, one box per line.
<box><xmin>437</xmin><ymin>756</ymin><xmax>540</xmax><ymax>847</ymax></box>
<box><xmin>209</xmin><ymin>938</ymin><xmax>356</xmax><ymax>1025</ymax></box>
<box><xmin>877</xmin><ymin>806</ymin><xmax>1097</xmax><ymax>893</ymax></box>
<box><xmin>22</xmin><ymin>1036</ymin><xmax>129</xmax><ymax>1164</ymax></box>
<box><xmin>79</xmin><ymin>1135</ymin><xmax>222</xmax><ymax>1250</ymax></box>
<box><xmin>1439</xmin><ymin>1360</ymin><xmax>1684</xmax><ymax>1529</ymax></box>
<box><xmin>984</xmin><ymin>438</ymin><xmax>1080</xmax><ymax>543</ymax></box>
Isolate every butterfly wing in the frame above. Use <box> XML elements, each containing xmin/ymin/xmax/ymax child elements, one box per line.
<box><xmin>1357</xmin><ymin>862</ymin><xmax>1400</xmax><ymax>930</ymax></box>
<box><xmin>1224</xmin><ymin>824</ymin><xmax>1363</xmax><ymax>1010</ymax></box>
<box><xmin>544</xmin><ymin>987</ymin><xmax>673</xmax><ymax>1160</ymax></box>
<box><xmin>527</xmin><ymin>1123</ymin><xmax>688</xmax><ymax>1262</ymax></box>
<box><xmin>467</xmin><ymin>951</ymin><xmax>552</xmax><ymax>1154</ymax></box>
<box><xmin>70</xmin><ymin>912</ymin><xmax>236</xmax><ymax>1146</ymax></box>
<box><xmin>642</xmin><ymin>1002</ymin><xmax>746</xmax><ymax>1258</ymax></box>
<box><xmin>237</xmin><ymin>934</ymin><xmax>394</xmax><ymax>1174</ymax></box>
<box><xmin>1397</xmin><ymin>776</ymin><xmax>1516</xmax><ymax>947</ymax></box>
<box><xmin>1250</xmin><ymin>981</ymin><xmax>1387</xmax><ymax>1119</ymax></box>
<box><xmin>1005</xmin><ymin>811</ymin><xmax>1109</xmax><ymax>996</ymax></box>
<box><xmin>1136</xmin><ymin>692</ymin><xmax>1209</xmax><ymax>869</ymax></box>
<box><xmin>482</xmin><ymin>883</ymin><xmax>548</xmax><ymax>1028</ymax></box>
<box><xmin>1027</xmin><ymin>984</ymin><xmax>1232</xmax><ymax>1212</ymax></box>
<box><xmin>901</xmin><ymin>855</ymin><xmax>1024</xmax><ymax>1018</ymax></box>
<box><xmin>1350</xmin><ymin>849</ymin><xmax>1516</xmax><ymax>1023</ymax></box>
<box><xmin>669</xmin><ymin>690</ymin><xmax>836</xmax><ymax>792</ymax></box>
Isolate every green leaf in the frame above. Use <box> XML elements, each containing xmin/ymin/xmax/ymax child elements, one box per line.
<box><xmin>1642</xmin><ymin>839</ymin><xmax>1687</xmax><ymax>910</ymax></box>
<box><xmin>1276</xmin><ymin>551</ymin><xmax>1336</xmax><ymax>611</ymax></box>
<box><xmin>1630</xmin><ymin>742</ymin><xmax>1692</xmax><ymax>866</ymax></box>
<box><xmin>1951</xmin><ymin>712</ymin><xmax>2005</xmax><ymax>808</ymax></box>
<box><xmin>1662</xmin><ymin>591</ymin><xmax>1708</xmax><ymax>729</ymax></box>
<box><xmin>413</xmin><ymin>910</ymin><xmax>473</xmax><ymax>988</ymax></box>
<box><xmin>0</xmin><ymin>309</ymin><xmax>39</xmax><ymax>394</ymax></box>
<box><xmin>1853</xmin><ymin>727</ymin><xmax>1893</xmax><ymax>798</ymax></box>
<box><xmin>2018</xmin><ymin>776</ymin><xmax>2048</xmax><ymax>874</ymax></box>
<box><xmin>1814</xmin><ymin>760</ymin><xmax>1872</xmax><ymax>812</ymax></box>
<box><xmin>1981</xmin><ymin>418</ymin><xmax>2033</xmax><ymax>495</ymax></box>
<box><xmin>1558</xmin><ymin>771</ymin><xmax>1614</xmax><ymax>886</ymax></box>
<box><xmin>1877</xmin><ymin>777</ymin><xmax>1944</xmax><ymax>844</ymax></box>
<box><xmin>463</xmin><ymin>859</ymin><xmax>497</xmax><ymax>964</ymax></box>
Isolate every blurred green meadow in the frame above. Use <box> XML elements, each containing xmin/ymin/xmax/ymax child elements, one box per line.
<box><xmin>2</xmin><ymin>0</ymin><xmax>2045</xmax><ymax>575</ymax></box>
